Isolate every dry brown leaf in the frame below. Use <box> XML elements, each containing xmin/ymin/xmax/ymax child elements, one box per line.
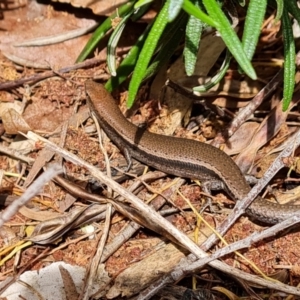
<box><xmin>2</xmin><ymin>108</ymin><xmax>31</xmax><ymax>134</ymax></box>
<box><xmin>0</xmin><ymin>1</ymin><xmax>97</xmax><ymax>68</ymax></box>
<box><xmin>59</xmin><ymin>265</ymin><xmax>80</xmax><ymax>299</ymax></box>
<box><xmin>234</xmin><ymin>100</ymin><xmax>296</xmax><ymax>173</ymax></box>
<box><xmin>224</xmin><ymin>122</ymin><xmax>260</xmax><ymax>156</ymax></box>
<box><xmin>19</xmin><ymin>206</ymin><xmax>62</xmax><ymax>221</ymax></box>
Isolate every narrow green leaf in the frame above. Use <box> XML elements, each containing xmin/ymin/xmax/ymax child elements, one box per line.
<box><xmin>143</xmin><ymin>13</ymin><xmax>188</xmax><ymax>81</ymax></box>
<box><xmin>107</xmin><ymin>13</ymin><xmax>132</xmax><ymax>76</ymax></box>
<box><xmin>237</xmin><ymin>0</ymin><xmax>246</xmax><ymax>7</ymax></box>
<box><xmin>193</xmin><ymin>50</ymin><xmax>231</xmax><ymax>92</ymax></box>
<box><xmin>127</xmin><ymin>0</ymin><xmax>170</xmax><ymax>107</ymax></box>
<box><xmin>286</xmin><ymin>0</ymin><xmax>300</xmax><ymax>26</ymax></box>
<box><xmin>132</xmin><ymin>1</ymin><xmax>153</xmax><ymax>21</ymax></box>
<box><xmin>169</xmin><ymin>0</ymin><xmax>184</xmax><ymax>21</ymax></box>
<box><xmin>242</xmin><ymin>0</ymin><xmax>267</xmax><ymax>61</ymax></box>
<box><xmin>105</xmin><ymin>23</ymin><xmax>152</xmax><ymax>92</ymax></box>
<box><xmin>134</xmin><ymin>0</ymin><xmax>153</xmax><ymax>9</ymax></box>
<box><xmin>76</xmin><ymin>0</ymin><xmax>136</xmax><ymax>63</ymax></box>
<box><xmin>202</xmin><ymin>0</ymin><xmax>257</xmax><ymax>80</ymax></box>
<box><xmin>282</xmin><ymin>7</ymin><xmax>296</xmax><ymax>111</ymax></box>
<box><xmin>184</xmin><ymin>0</ymin><xmax>205</xmax><ymax>76</ymax></box>
<box><xmin>274</xmin><ymin>0</ymin><xmax>283</xmax><ymax>21</ymax></box>
<box><xmin>182</xmin><ymin>0</ymin><xmax>218</xmax><ymax>27</ymax></box>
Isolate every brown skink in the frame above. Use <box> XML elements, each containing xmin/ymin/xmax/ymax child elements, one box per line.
<box><xmin>85</xmin><ymin>80</ymin><xmax>298</xmax><ymax>224</ymax></box>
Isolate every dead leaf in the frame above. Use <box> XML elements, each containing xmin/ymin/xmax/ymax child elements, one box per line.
<box><xmin>18</xmin><ymin>206</ymin><xmax>62</xmax><ymax>221</ymax></box>
<box><xmin>0</xmin><ymin>1</ymin><xmax>96</xmax><ymax>68</ymax></box>
<box><xmin>2</xmin><ymin>108</ymin><xmax>31</xmax><ymax>134</ymax></box>
<box><xmin>59</xmin><ymin>265</ymin><xmax>80</xmax><ymax>299</ymax></box>
<box><xmin>234</xmin><ymin>96</ymin><xmax>300</xmax><ymax>173</ymax></box>
<box><xmin>223</xmin><ymin>122</ymin><xmax>260</xmax><ymax>156</ymax></box>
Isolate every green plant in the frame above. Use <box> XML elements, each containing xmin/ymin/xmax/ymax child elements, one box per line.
<box><xmin>77</xmin><ymin>0</ymin><xmax>299</xmax><ymax>110</ymax></box>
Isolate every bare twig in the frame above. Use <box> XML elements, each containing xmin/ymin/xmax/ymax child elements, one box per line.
<box><xmin>81</xmin><ymin>204</ymin><xmax>112</xmax><ymax>300</ymax></box>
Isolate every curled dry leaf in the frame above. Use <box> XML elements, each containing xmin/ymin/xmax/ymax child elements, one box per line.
<box><xmin>0</xmin><ymin>100</ymin><xmax>22</xmax><ymax>116</ymax></box>
<box><xmin>59</xmin><ymin>265</ymin><xmax>79</xmax><ymax>299</ymax></box>
<box><xmin>18</xmin><ymin>206</ymin><xmax>63</xmax><ymax>222</ymax></box>
<box><xmin>234</xmin><ymin>95</ymin><xmax>300</xmax><ymax>173</ymax></box>
<box><xmin>223</xmin><ymin>122</ymin><xmax>259</xmax><ymax>156</ymax></box>
<box><xmin>2</xmin><ymin>108</ymin><xmax>31</xmax><ymax>134</ymax></box>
